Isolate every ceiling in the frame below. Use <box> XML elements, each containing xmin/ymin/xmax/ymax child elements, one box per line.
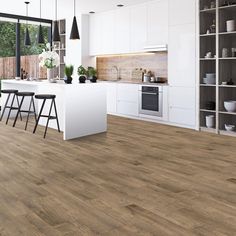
<box><xmin>1</xmin><ymin>0</ymin><xmax>154</xmax><ymax>16</ymax></box>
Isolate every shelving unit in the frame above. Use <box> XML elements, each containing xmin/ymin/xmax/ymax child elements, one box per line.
<box><xmin>53</xmin><ymin>19</ymin><xmax>66</xmax><ymax>79</ymax></box>
<box><xmin>199</xmin><ymin>0</ymin><xmax>236</xmax><ymax>136</ymax></box>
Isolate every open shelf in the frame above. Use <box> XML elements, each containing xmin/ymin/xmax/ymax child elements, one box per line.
<box><xmin>200</xmin><ymin>127</ymin><xmax>217</xmax><ymax>133</ymax></box>
<box><xmin>200</xmin><ymin>84</ymin><xmax>216</xmax><ymax>86</ymax></box>
<box><xmin>200</xmin><ymin>33</ymin><xmax>216</xmax><ymax>37</ymax></box>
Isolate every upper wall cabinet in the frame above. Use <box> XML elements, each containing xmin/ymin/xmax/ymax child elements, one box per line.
<box><xmin>130</xmin><ymin>3</ymin><xmax>147</xmax><ymax>53</ymax></box>
<box><xmin>101</xmin><ymin>11</ymin><xmax>115</xmax><ymax>55</ymax></box>
<box><xmin>146</xmin><ymin>0</ymin><xmax>169</xmax><ymax>46</ymax></box>
<box><xmin>89</xmin><ymin>14</ymin><xmax>102</xmax><ymax>56</ymax></box>
<box><xmin>169</xmin><ymin>0</ymin><xmax>196</xmax><ymax>26</ymax></box>
<box><xmin>114</xmin><ymin>8</ymin><xmax>131</xmax><ymax>54</ymax></box>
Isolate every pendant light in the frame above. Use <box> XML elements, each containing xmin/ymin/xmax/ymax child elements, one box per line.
<box><xmin>37</xmin><ymin>0</ymin><xmax>45</xmax><ymax>44</ymax></box>
<box><xmin>53</xmin><ymin>0</ymin><xmax>60</xmax><ymax>42</ymax></box>
<box><xmin>70</xmin><ymin>0</ymin><xmax>80</xmax><ymax>40</ymax></box>
<box><xmin>24</xmin><ymin>1</ymin><xmax>31</xmax><ymax>46</ymax></box>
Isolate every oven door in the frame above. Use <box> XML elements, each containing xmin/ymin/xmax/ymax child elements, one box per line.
<box><xmin>139</xmin><ymin>86</ymin><xmax>163</xmax><ymax>117</ymax></box>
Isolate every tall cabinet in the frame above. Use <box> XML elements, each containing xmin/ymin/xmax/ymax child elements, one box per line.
<box><xmin>199</xmin><ymin>0</ymin><xmax>236</xmax><ymax>136</ymax></box>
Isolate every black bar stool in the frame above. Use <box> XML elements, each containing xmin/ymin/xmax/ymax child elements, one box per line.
<box><xmin>0</xmin><ymin>89</ymin><xmax>22</xmax><ymax>124</ymax></box>
<box><xmin>33</xmin><ymin>94</ymin><xmax>60</xmax><ymax>138</ymax></box>
<box><xmin>13</xmin><ymin>92</ymin><xmax>37</xmax><ymax>130</ymax></box>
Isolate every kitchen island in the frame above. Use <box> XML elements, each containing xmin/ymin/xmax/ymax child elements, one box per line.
<box><xmin>1</xmin><ymin>80</ymin><xmax>107</xmax><ymax>140</ymax></box>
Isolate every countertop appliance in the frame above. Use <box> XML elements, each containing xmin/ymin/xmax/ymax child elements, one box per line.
<box><xmin>139</xmin><ymin>85</ymin><xmax>163</xmax><ymax>117</ymax></box>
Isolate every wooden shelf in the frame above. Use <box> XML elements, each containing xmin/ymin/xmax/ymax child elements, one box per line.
<box><xmin>200</xmin><ymin>58</ymin><xmax>216</xmax><ymax>61</ymax></box>
<box><xmin>200</xmin><ymin>84</ymin><xmax>216</xmax><ymax>87</ymax></box>
<box><xmin>219</xmin><ymin>4</ymin><xmax>236</xmax><ymax>10</ymax></box>
<box><xmin>219</xmin><ymin>111</ymin><xmax>236</xmax><ymax>116</ymax></box>
<box><xmin>219</xmin><ymin>31</ymin><xmax>236</xmax><ymax>35</ymax></box>
<box><xmin>200</xmin><ymin>127</ymin><xmax>217</xmax><ymax>133</ymax></box>
<box><xmin>200</xmin><ymin>109</ymin><xmax>216</xmax><ymax>113</ymax></box>
<box><xmin>219</xmin><ymin>85</ymin><xmax>236</xmax><ymax>88</ymax></box>
<box><xmin>219</xmin><ymin>57</ymin><xmax>236</xmax><ymax>60</ymax></box>
<box><xmin>219</xmin><ymin>130</ymin><xmax>236</xmax><ymax>137</ymax></box>
<box><xmin>200</xmin><ymin>8</ymin><xmax>216</xmax><ymax>13</ymax></box>
<box><xmin>200</xmin><ymin>33</ymin><xmax>216</xmax><ymax>37</ymax></box>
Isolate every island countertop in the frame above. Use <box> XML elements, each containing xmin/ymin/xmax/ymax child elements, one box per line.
<box><xmin>1</xmin><ymin>79</ymin><xmax>107</xmax><ymax>140</ymax></box>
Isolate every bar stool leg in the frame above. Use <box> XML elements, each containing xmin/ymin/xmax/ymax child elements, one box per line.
<box><xmin>53</xmin><ymin>99</ymin><xmax>60</xmax><ymax>133</ymax></box>
<box><xmin>44</xmin><ymin>99</ymin><xmax>54</xmax><ymax>138</ymax></box>
<box><xmin>0</xmin><ymin>93</ymin><xmax>11</xmax><ymax>121</ymax></box>
<box><xmin>13</xmin><ymin>96</ymin><xmax>25</xmax><ymax>127</ymax></box>
<box><xmin>32</xmin><ymin>97</ymin><xmax>37</xmax><ymax>122</ymax></box>
<box><xmin>33</xmin><ymin>99</ymin><xmax>46</xmax><ymax>134</ymax></box>
<box><xmin>25</xmin><ymin>96</ymin><xmax>33</xmax><ymax>130</ymax></box>
<box><xmin>6</xmin><ymin>94</ymin><xmax>16</xmax><ymax>124</ymax></box>
<box><xmin>16</xmin><ymin>95</ymin><xmax>23</xmax><ymax>121</ymax></box>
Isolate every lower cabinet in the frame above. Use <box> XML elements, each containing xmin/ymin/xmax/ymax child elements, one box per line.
<box><xmin>168</xmin><ymin>86</ymin><xmax>196</xmax><ymax>127</ymax></box>
<box><xmin>116</xmin><ymin>83</ymin><xmax>139</xmax><ymax>116</ymax></box>
<box><xmin>107</xmin><ymin>83</ymin><xmax>117</xmax><ymax>114</ymax></box>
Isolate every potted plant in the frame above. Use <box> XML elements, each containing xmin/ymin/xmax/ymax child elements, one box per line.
<box><xmin>87</xmin><ymin>66</ymin><xmax>97</xmax><ymax>83</ymax></box>
<box><xmin>77</xmin><ymin>65</ymin><xmax>87</xmax><ymax>83</ymax></box>
<box><xmin>64</xmin><ymin>65</ymin><xmax>74</xmax><ymax>84</ymax></box>
<box><xmin>38</xmin><ymin>43</ymin><xmax>60</xmax><ymax>81</ymax></box>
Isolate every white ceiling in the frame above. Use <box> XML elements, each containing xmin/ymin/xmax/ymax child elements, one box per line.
<box><xmin>1</xmin><ymin>0</ymin><xmax>154</xmax><ymax>17</ymax></box>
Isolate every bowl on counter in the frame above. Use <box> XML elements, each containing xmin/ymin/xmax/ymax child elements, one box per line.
<box><xmin>225</xmin><ymin>124</ymin><xmax>235</xmax><ymax>132</ymax></box>
<box><xmin>224</xmin><ymin>101</ymin><xmax>236</xmax><ymax>112</ymax></box>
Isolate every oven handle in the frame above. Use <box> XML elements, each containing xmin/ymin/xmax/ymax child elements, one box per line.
<box><xmin>141</xmin><ymin>92</ymin><xmax>160</xmax><ymax>95</ymax></box>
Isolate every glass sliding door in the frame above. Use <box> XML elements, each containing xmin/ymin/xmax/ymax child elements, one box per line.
<box><xmin>20</xmin><ymin>21</ymin><xmax>51</xmax><ymax>79</ymax></box>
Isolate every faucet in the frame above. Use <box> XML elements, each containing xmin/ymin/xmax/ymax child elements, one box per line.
<box><xmin>112</xmin><ymin>66</ymin><xmax>122</xmax><ymax>81</ymax></box>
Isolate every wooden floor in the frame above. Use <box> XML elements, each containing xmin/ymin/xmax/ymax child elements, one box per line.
<box><xmin>0</xmin><ymin>115</ymin><xmax>236</xmax><ymax>236</ymax></box>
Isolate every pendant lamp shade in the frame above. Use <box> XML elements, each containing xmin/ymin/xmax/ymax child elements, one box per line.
<box><xmin>70</xmin><ymin>16</ymin><xmax>80</xmax><ymax>40</ymax></box>
<box><xmin>70</xmin><ymin>0</ymin><xmax>80</xmax><ymax>40</ymax></box>
<box><xmin>37</xmin><ymin>0</ymin><xmax>45</xmax><ymax>44</ymax></box>
<box><xmin>24</xmin><ymin>1</ymin><xmax>31</xmax><ymax>46</ymax></box>
<box><xmin>53</xmin><ymin>21</ymin><xmax>60</xmax><ymax>42</ymax></box>
<box><xmin>25</xmin><ymin>27</ymin><xmax>31</xmax><ymax>46</ymax></box>
<box><xmin>38</xmin><ymin>24</ymin><xmax>45</xmax><ymax>44</ymax></box>
<box><xmin>53</xmin><ymin>0</ymin><xmax>60</xmax><ymax>42</ymax></box>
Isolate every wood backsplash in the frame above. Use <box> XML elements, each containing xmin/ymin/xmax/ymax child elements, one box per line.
<box><xmin>96</xmin><ymin>52</ymin><xmax>168</xmax><ymax>82</ymax></box>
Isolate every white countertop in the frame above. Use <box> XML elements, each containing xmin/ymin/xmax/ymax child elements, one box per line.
<box><xmin>98</xmin><ymin>80</ymin><xmax>169</xmax><ymax>86</ymax></box>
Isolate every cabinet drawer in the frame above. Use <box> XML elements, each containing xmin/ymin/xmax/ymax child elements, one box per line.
<box><xmin>117</xmin><ymin>84</ymin><xmax>139</xmax><ymax>102</ymax></box>
<box><xmin>117</xmin><ymin>101</ymin><xmax>139</xmax><ymax>117</ymax></box>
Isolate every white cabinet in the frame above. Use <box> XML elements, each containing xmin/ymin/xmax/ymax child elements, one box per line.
<box><xmin>169</xmin><ymin>0</ymin><xmax>196</xmax><ymax>26</ymax></box>
<box><xmin>107</xmin><ymin>83</ymin><xmax>117</xmax><ymax>114</ymax></box>
<box><xmin>130</xmin><ymin>3</ymin><xmax>147</xmax><ymax>52</ymax></box>
<box><xmin>101</xmin><ymin>11</ymin><xmax>115</xmax><ymax>55</ymax></box>
<box><xmin>117</xmin><ymin>84</ymin><xmax>139</xmax><ymax>117</ymax></box>
<box><xmin>89</xmin><ymin>13</ymin><xmax>102</xmax><ymax>56</ymax></box>
<box><xmin>146</xmin><ymin>0</ymin><xmax>168</xmax><ymax>46</ymax></box>
<box><xmin>115</xmin><ymin>8</ymin><xmax>130</xmax><ymax>54</ymax></box>
<box><xmin>168</xmin><ymin>24</ymin><xmax>196</xmax><ymax>87</ymax></box>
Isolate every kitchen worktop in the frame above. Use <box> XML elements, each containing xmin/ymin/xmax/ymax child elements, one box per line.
<box><xmin>98</xmin><ymin>80</ymin><xmax>169</xmax><ymax>86</ymax></box>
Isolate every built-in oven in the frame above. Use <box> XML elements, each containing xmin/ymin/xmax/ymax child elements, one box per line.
<box><xmin>139</xmin><ymin>85</ymin><xmax>163</xmax><ymax>117</ymax></box>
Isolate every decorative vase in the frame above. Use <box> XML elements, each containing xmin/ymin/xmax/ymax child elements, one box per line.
<box><xmin>79</xmin><ymin>75</ymin><xmax>86</xmax><ymax>83</ymax></box>
<box><xmin>47</xmin><ymin>68</ymin><xmax>54</xmax><ymax>81</ymax></box>
<box><xmin>64</xmin><ymin>76</ymin><xmax>72</xmax><ymax>84</ymax></box>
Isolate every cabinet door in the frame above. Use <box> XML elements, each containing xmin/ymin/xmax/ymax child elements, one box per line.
<box><xmin>101</xmin><ymin>11</ymin><xmax>115</xmax><ymax>55</ymax></box>
<box><xmin>168</xmin><ymin>24</ymin><xmax>196</xmax><ymax>87</ymax></box>
<box><xmin>115</xmin><ymin>8</ymin><xmax>130</xmax><ymax>54</ymax></box>
<box><xmin>117</xmin><ymin>84</ymin><xmax>139</xmax><ymax>116</ymax></box>
<box><xmin>147</xmin><ymin>0</ymin><xmax>168</xmax><ymax>46</ymax></box>
<box><xmin>107</xmin><ymin>83</ymin><xmax>117</xmax><ymax>114</ymax></box>
<box><xmin>89</xmin><ymin>14</ymin><xmax>102</xmax><ymax>56</ymax></box>
<box><xmin>169</xmin><ymin>0</ymin><xmax>196</xmax><ymax>26</ymax></box>
<box><xmin>130</xmin><ymin>3</ymin><xmax>147</xmax><ymax>52</ymax></box>
<box><xmin>168</xmin><ymin>86</ymin><xmax>196</xmax><ymax>127</ymax></box>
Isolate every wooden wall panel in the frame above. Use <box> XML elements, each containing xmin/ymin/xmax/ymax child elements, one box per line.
<box><xmin>96</xmin><ymin>52</ymin><xmax>168</xmax><ymax>82</ymax></box>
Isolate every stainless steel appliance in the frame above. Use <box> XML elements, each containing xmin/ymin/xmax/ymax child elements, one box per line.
<box><xmin>139</xmin><ymin>85</ymin><xmax>163</xmax><ymax>117</ymax></box>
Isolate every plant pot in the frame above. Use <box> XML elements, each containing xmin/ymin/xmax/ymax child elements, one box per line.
<box><xmin>79</xmin><ymin>75</ymin><xmax>86</xmax><ymax>83</ymax></box>
<box><xmin>64</xmin><ymin>76</ymin><xmax>72</xmax><ymax>84</ymax></box>
<box><xmin>47</xmin><ymin>68</ymin><xmax>54</xmax><ymax>81</ymax></box>
<box><xmin>89</xmin><ymin>76</ymin><xmax>97</xmax><ymax>83</ymax></box>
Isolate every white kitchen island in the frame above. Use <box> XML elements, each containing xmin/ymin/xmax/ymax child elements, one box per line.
<box><xmin>1</xmin><ymin>80</ymin><xmax>107</xmax><ymax>140</ymax></box>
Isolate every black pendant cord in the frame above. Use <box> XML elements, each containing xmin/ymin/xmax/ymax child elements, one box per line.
<box><xmin>74</xmin><ymin>0</ymin><xmax>76</xmax><ymax>17</ymax></box>
<box><xmin>24</xmin><ymin>1</ymin><xmax>31</xmax><ymax>46</ymax></box>
<box><xmin>55</xmin><ymin>0</ymin><xmax>57</xmax><ymax>22</ymax></box>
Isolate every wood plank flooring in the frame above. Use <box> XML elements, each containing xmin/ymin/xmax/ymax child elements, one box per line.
<box><xmin>0</xmin><ymin>115</ymin><xmax>236</xmax><ymax>235</ymax></box>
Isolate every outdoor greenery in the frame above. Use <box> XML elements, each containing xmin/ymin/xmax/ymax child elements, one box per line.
<box><xmin>0</xmin><ymin>21</ymin><xmax>49</xmax><ymax>58</ymax></box>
